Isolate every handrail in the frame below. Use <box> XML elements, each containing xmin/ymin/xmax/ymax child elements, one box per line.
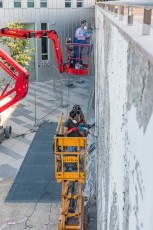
<box><xmin>56</xmin><ymin>113</ymin><xmax>63</xmax><ymax>135</ymax></box>
<box><xmin>96</xmin><ymin>1</ymin><xmax>153</xmax><ymax>9</ymax></box>
<box><xmin>96</xmin><ymin>1</ymin><xmax>153</xmax><ymax>35</ymax></box>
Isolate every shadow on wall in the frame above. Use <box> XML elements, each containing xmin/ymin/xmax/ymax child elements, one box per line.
<box><xmin>127</xmin><ymin>44</ymin><xmax>153</xmax><ymax>133</ymax></box>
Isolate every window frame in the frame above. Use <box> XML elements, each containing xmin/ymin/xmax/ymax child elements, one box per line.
<box><xmin>40</xmin><ymin>0</ymin><xmax>47</xmax><ymax>8</ymax></box>
<box><xmin>65</xmin><ymin>0</ymin><xmax>71</xmax><ymax>8</ymax></box>
<box><xmin>0</xmin><ymin>0</ymin><xmax>3</xmax><ymax>8</ymax></box>
<box><xmin>41</xmin><ymin>23</ymin><xmax>48</xmax><ymax>61</ymax></box>
<box><xmin>14</xmin><ymin>0</ymin><xmax>21</xmax><ymax>8</ymax></box>
<box><xmin>76</xmin><ymin>0</ymin><xmax>83</xmax><ymax>8</ymax></box>
<box><xmin>27</xmin><ymin>0</ymin><xmax>34</xmax><ymax>8</ymax></box>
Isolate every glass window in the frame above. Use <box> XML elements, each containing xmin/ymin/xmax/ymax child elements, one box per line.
<box><xmin>65</xmin><ymin>0</ymin><xmax>71</xmax><ymax>8</ymax></box>
<box><xmin>40</xmin><ymin>0</ymin><xmax>47</xmax><ymax>8</ymax></box>
<box><xmin>0</xmin><ymin>0</ymin><xmax>3</xmax><ymax>8</ymax></box>
<box><xmin>27</xmin><ymin>0</ymin><xmax>34</xmax><ymax>8</ymax></box>
<box><xmin>41</xmin><ymin>23</ymin><xmax>47</xmax><ymax>30</ymax></box>
<box><xmin>77</xmin><ymin>0</ymin><xmax>83</xmax><ymax>7</ymax></box>
<box><xmin>14</xmin><ymin>0</ymin><xmax>21</xmax><ymax>8</ymax></box>
<box><xmin>41</xmin><ymin>23</ymin><xmax>48</xmax><ymax>60</ymax></box>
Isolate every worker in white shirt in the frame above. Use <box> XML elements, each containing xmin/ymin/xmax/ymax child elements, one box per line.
<box><xmin>74</xmin><ymin>20</ymin><xmax>91</xmax><ymax>66</ymax></box>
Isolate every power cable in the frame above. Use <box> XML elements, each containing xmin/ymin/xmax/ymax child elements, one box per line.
<box><xmin>22</xmin><ymin>179</ymin><xmax>52</xmax><ymax>230</ymax></box>
<box><xmin>0</xmin><ymin>180</ymin><xmax>52</xmax><ymax>230</ymax></box>
<box><xmin>2</xmin><ymin>105</ymin><xmax>61</xmax><ymax>141</ymax></box>
<box><xmin>0</xmin><ymin>218</ymin><xmax>28</xmax><ymax>230</ymax></box>
<box><xmin>45</xmin><ymin>200</ymin><xmax>53</xmax><ymax>230</ymax></box>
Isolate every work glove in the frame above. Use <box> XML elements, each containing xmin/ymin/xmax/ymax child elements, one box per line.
<box><xmin>71</xmin><ymin>127</ymin><xmax>78</xmax><ymax>132</ymax></box>
<box><xmin>78</xmin><ymin>126</ymin><xmax>85</xmax><ymax>132</ymax></box>
<box><xmin>79</xmin><ymin>124</ymin><xmax>85</xmax><ymax>127</ymax></box>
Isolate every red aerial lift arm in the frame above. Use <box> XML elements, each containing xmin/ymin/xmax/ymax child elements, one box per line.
<box><xmin>0</xmin><ymin>28</ymin><xmax>90</xmax><ymax>113</ymax></box>
<box><xmin>0</xmin><ymin>28</ymin><xmax>65</xmax><ymax>113</ymax></box>
<box><xmin>0</xmin><ymin>28</ymin><xmax>90</xmax><ymax>75</ymax></box>
<box><xmin>0</xmin><ymin>49</ymin><xmax>29</xmax><ymax>113</ymax></box>
<box><xmin>48</xmin><ymin>31</ymin><xmax>65</xmax><ymax>73</ymax></box>
<box><xmin>0</xmin><ymin>28</ymin><xmax>66</xmax><ymax>73</ymax></box>
<box><xmin>0</xmin><ymin>28</ymin><xmax>48</xmax><ymax>38</ymax></box>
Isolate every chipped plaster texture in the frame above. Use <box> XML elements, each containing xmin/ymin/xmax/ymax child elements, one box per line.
<box><xmin>95</xmin><ymin>6</ymin><xmax>153</xmax><ymax>230</ymax></box>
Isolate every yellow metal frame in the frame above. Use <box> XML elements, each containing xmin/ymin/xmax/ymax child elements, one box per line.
<box><xmin>54</xmin><ymin>114</ymin><xmax>87</xmax><ymax>230</ymax></box>
<box><xmin>54</xmin><ymin>114</ymin><xmax>87</xmax><ymax>183</ymax></box>
<box><xmin>54</xmin><ymin>136</ymin><xmax>87</xmax><ymax>183</ymax></box>
<box><xmin>58</xmin><ymin>181</ymin><xmax>84</xmax><ymax>230</ymax></box>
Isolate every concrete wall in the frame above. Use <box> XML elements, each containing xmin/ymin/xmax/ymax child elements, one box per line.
<box><xmin>95</xmin><ymin>6</ymin><xmax>153</xmax><ymax>230</ymax></box>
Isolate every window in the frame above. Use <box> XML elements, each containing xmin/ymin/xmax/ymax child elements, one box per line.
<box><xmin>14</xmin><ymin>0</ymin><xmax>21</xmax><ymax>8</ymax></box>
<box><xmin>40</xmin><ymin>0</ymin><xmax>47</xmax><ymax>8</ymax></box>
<box><xmin>77</xmin><ymin>0</ymin><xmax>83</xmax><ymax>7</ymax></box>
<box><xmin>41</xmin><ymin>23</ymin><xmax>48</xmax><ymax>60</ymax></box>
<box><xmin>0</xmin><ymin>0</ymin><xmax>3</xmax><ymax>8</ymax></box>
<box><xmin>65</xmin><ymin>0</ymin><xmax>71</xmax><ymax>8</ymax></box>
<box><xmin>27</xmin><ymin>0</ymin><xmax>34</xmax><ymax>8</ymax></box>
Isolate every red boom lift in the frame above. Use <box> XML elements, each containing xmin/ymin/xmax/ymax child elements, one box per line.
<box><xmin>0</xmin><ymin>29</ymin><xmax>90</xmax><ymax>228</ymax></box>
<box><xmin>0</xmin><ymin>28</ymin><xmax>91</xmax><ymax>138</ymax></box>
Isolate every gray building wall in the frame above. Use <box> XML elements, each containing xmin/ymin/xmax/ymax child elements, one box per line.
<box><xmin>95</xmin><ymin>5</ymin><xmax>153</xmax><ymax>230</ymax></box>
<box><xmin>0</xmin><ymin>0</ymin><xmax>95</xmax><ymax>81</ymax></box>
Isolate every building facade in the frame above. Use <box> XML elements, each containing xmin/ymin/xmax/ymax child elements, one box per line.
<box><xmin>0</xmin><ymin>0</ymin><xmax>95</xmax><ymax>81</ymax></box>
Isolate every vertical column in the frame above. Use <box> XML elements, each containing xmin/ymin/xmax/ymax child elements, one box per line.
<box><xmin>128</xmin><ymin>6</ymin><xmax>133</xmax><ymax>25</ymax></box>
<box><xmin>142</xmin><ymin>8</ymin><xmax>152</xmax><ymax>35</ymax></box>
<box><xmin>114</xmin><ymin>6</ymin><xmax>118</xmax><ymax>17</ymax></box>
<box><xmin>108</xmin><ymin>4</ymin><xmax>111</xmax><ymax>13</ymax></box>
<box><xmin>119</xmin><ymin>5</ymin><xmax>124</xmax><ymax>20</ymax></box>
<box><xmin>111</xmin><ymin>5</ymin><xmax>114</xmax><ymax>15</ymax></box>
<box><xmin>105</xmin><ymin>4</ymin><xmax>109</xmax><ymax>12</ymax></box>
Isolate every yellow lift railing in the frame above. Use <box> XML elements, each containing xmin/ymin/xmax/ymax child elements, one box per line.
<box><xmin>54</xmin><ymin>114</ymin><xmax>87</xmax><ymax>183</ymax></box>
<box><xmin>54</xmin><ymin>114</ymin><xmax>87</xmax><ymax>230</ymax></box>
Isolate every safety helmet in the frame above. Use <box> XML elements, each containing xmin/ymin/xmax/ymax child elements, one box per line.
<box><xmin>73</xmin><ymin>105</ymin><xmax>81</xmax><ymax>113</ymax></box>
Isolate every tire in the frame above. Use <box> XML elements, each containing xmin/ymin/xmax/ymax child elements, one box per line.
<box><xmin>4</xmin><ymin>125</ymin><xmax>12</xmax><ymax>138</ymax></box>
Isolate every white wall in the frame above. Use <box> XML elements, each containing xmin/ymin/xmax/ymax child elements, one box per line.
<box><xmin>95</xmin><ymin>5</ymin><xmax>153</xmax><ymax>230</ymax></box>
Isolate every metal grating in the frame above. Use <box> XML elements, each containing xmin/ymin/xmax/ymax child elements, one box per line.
<box><xmin>5</xmin><ymin>122</ymin><xmax>61</xmax><ymax>203</ymax></box>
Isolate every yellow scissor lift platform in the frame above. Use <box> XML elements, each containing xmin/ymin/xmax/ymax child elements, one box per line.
<box><xmin>54</xmin><ymin>114</ymin><xmax>87</xmax><ymax>230</ymax></box>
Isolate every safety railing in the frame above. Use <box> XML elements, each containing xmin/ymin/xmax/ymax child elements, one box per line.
<box><xmin>96</xmin><ymin>1</ymin><xmax>153</xmax><ymax>35</ymax></box>
<box><xmin>54</xmin><ymin>114</ymin><xmax>87</xmax><ymax>183</ymax></box>
<box><xmin>58</xmin><ymin>181</ymin><xmax>84</xmax><ymax>230</ymax></box>
<box><xmin>65</xmin><ymin>38</ymin><xmax>93</xmax><ymax>76</ymax></box>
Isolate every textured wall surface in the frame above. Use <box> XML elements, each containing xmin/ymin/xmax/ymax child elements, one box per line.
<box><xmin>95</xmin><ymin>6</ymin><xmax>153</xmax><ymax>230</ymax></box>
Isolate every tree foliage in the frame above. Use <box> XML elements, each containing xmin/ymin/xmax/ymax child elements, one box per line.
<box><xmin>0</xmin><ymin>19</ymin><xmax>35</xmax><ymax>67</ymax></box>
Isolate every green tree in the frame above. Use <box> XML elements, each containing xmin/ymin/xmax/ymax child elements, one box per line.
<box><xmin>0</xmin><ymin>19</ymin><xmax>35</xmax><ymax>68</ymax></box>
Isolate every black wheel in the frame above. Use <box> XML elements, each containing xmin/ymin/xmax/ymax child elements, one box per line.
<box><xmin>4</xmin><ymin>125</ymin><xmax>12</xmax><ymax>138</ymax></box>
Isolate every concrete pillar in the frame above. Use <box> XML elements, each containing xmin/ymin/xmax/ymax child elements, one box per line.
<box><xmin>104</xmin><ymin>5</ymin><xmax>109</xmax><ymax>12</ymax></box>
<box><xmin>110</xmin><ymin>5</ymin><xmax>114</xmax><ymax>15</ymax></box>
<box><xmin>114</xmin><ymin>6</ymin><xmax>118</xmax><ymax>17</ymax></box>
<box><xmin>142</xmin><ymin>8</ymin><xmax>152</xmax><ymax>35</ymax></box>
<box><xmin>128</xmin><ymin>6</ymin><xmax>133</xmax><ymax>25</ymax></box>
<box><xmin>119</xmin><ymin>5</ymin><xmax>124</xmax><ymax>20</ymax></box>
<box><xmin>108</xmin><ymin>5</ymin><xmax>111</xmax><ymax>13</ymax></box>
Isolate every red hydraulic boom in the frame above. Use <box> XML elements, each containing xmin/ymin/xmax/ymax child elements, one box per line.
<box><xmin>0</xmin><ymin>28</ymin><xmax>91</xmax><ymax>113</ymax></box>
<box><xmin>0</xmin><ymin>49</ymin><xmax>29</xmax><ymax>113</ymax></box>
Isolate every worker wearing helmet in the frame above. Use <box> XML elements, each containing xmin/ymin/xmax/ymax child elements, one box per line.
<box><xmin>72</xmin><ymin>105</ymin><xmax>86</xmax><ymax>124</ymax></box>
<box><xmin>72</xmin><ymin>105</ymin><xmax>92</xmax><ymax>137</ymax></box>
<box><xmin>64</xmin><ymin>110</ymin><xmax>79</xmax><ymax>137</ymax></box>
